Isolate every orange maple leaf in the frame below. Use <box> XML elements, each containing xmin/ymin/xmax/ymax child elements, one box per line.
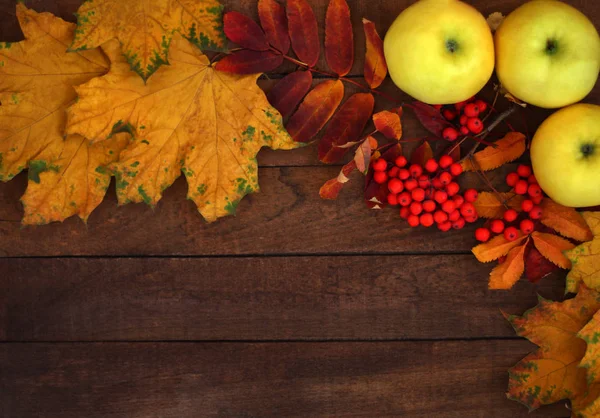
<box><xmin>566</xmin><ymin>212</ymin><xmax>600</xmax><ymax>293</ymax></box>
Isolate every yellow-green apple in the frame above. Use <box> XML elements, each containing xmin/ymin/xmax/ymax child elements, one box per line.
<box><xmin>383</xmin><ymin>0</ymin><xmax>494</xmax><ymax>104</ymax></box>
<box><xmin>495</xmin><ymin>0</ymin><xmax>600</xmax><ymax>109</ymax></box>
<box><xmin>531</xmin><ymin>103</ymin><xmax>600</xmax><ymax>207</ymax></box>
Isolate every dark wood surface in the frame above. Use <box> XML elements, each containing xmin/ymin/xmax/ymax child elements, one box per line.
<box><xmin>1</xmin><ymin>0</ymin><xmax>599</xmax><ymax>417</ymax></box>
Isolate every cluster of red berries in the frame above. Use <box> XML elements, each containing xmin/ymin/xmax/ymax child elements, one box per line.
<box><xmin>373</xmin><ymin>154</ymin><xmax>480</xmax><ymax>231</ymax></box>
<box><xmin>474</xmin><ymin>164</ymin><xmax>545</xmax><ymax>243</ymax></box>
<box><xmin>434</xmin><ymin>97</ymin><xmax>488</xmax><ymax>141</ymax></box>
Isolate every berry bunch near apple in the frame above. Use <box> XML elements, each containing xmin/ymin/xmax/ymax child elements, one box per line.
<box><xmin>384</xmin><ymin>0</ymin><xmax>600</xmax><ymax>208</ymax></box>
<box><xmin>433</xmin><ymin>96</ymin><xmax>489</xmax><ymax>140</ymax></box>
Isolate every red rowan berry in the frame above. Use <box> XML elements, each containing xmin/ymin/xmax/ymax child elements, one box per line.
<box><xmin>459</xmin><ymin>114</ymin><xmax>468</xmax><ymax>126</ymax></box>
<box><xmin>424</xmin><ymin>158</ymin><xmax>439</xmax><ymax>173</ymax></box>
<box><xmin>504</xmin><ymin>227</ymin><xmax>520</xmax><ymax>242</ymax></box>
<box><xmin>387</xmin><ymin>194</ymin><xmax>398</xmax><ymax>206</ymax></box>
<box><xmin>467</xmin><ymin>117</ymin><xmax>483</xmax><ymax>134</ymax></box>
<box><xmin>438</xmin><ymin>221</ymin><xmax>452</xmax><ymax>232</ymax></box>
<box><xmin>432</xmin><ymin>177</ymin><xmax>443</xmax><ymax>189</ymax></box>
<box><xmin>434</xmin><ymin>210</ymin><xmax>449</xmax><ymax>224</ymax></box>
<box><xmin>475</xmin><ymin>100</ymin><xmax>488</xmax><ymax>113</ymax></box>
<box><xmin>443</xmin><ymin>127</ymin><xmax>459</xmax><ymax>141</ymax></box>
<box><xmin>506</xmin><ymin>172</ymin><xmax>520</xmax><ymax>187</ymax></box>
<box><xmin>475</xmin><ymin>228</ymin><xmax>491</xmax><ymax>242</ymax></box>
<box><xmin>453</xmin><ymin>195</ymin><xmax>465</xmax><ymax>208</ymax></box>
<box><xmin>388</xmin><ymin>178</ymin><xmax>404</xmax><ymax>194</ymax></box>
<box><xmin>465</xmin><ymin>213</ymin><xmax>479</xmax><ymax>223</ymax></box>
<box><xmin>528</xmin><ymin>184</ymin><xmax>542</xmax><ymax>198</ymax></box>
<box><xmin>464</xmin><ymin>103</ymin><xmax>480</xmax><ymax>118</ymax></box>
<box><xmin>442</xmin><ymin>200</ymin><xmax>456</xmax><ymax>214</ymax></box>
<box><xmin>420</xmin><ymin>213</ymin><xmax>435</xmax><ymax>227</ymax></box>
<box><xmin>449</xmin><ymin>163</ymin><xmax>463</xmax><ymax>177</ymax></box>
<box><xmin>514</xmin><ymin>180</ymin><xmax>529</xmax><ymax>195</ymax></box>
<box><xmin>373</xmin><ymin>171</ymin><xmax>387</xmax><ymax>184</ymax></box>
<box><xmin>532</xmin><ymin>194</ymin><xmax>544</xmax><ymax>205</ymax></box>
<box><xmin>434</xmin><ymin>190</ymin><xmax>448</xmax><ymax>204</ymax></box>
<box><xmin>398</xmin><ymin>169</ymin><xmax>410</xmax><ymax>180</ymax></box>
<box><xmin>373</xmin><ymin>158</ymin><xmax>387</xmax><ymax>172</ymax></box>
<box><xmin>527</xmin><ymin>174</ymin><xmax>537</xmax><ymax>184</ymax></box>
<box><xmin>464</xmin><ymin>189</ymin><xmax>478</xmax><ymax>203</ymax></box>
<box><xmin>409</xmin><ymin>164</ymin><xmax>423</xmax><ymax>178</ymax></box>
<box><xmin>460</xmin><ymin>202</ymin><xmax>476</xmax><ymax>217</ymax></box>
<box><xmin>410</xmin><ymin>201</ymin><xmax>423</xmax><ymax>216</ymax></box>
<box><xmin>446</xmin><ymin>182</ymin><xmax>460</xmax><ymax>196</ymax></box>
<box><xmin>418</xmin><ymin>175</ymin><xmax>430</xmax><ymax>189</ymax></box>
<box><xmin>503</xmin><ymin>209</ymin><xmax>518</xmax><ymax>222</ymax></box>
<box><xmin>398</xmin><ymin>192</ymin><xmax>412</xmax><ymax>206</ymax></box>
<box><xmin>412</xmin><ymin>188</ymin><xmax>426</xmax><ymax>202</ymax></box>
<box><xmin>521</xmin><ymin>199</ymin><xmax>534</xmax><ymax>212</ymax></box>
<box><xmin>388</xmin><ymin>167</ymin><xmax>400</xmax><ymax>178</ymax></box>
<box><xmin>443</xmin><ymin>109</ymin><xmax>457</xmax><ymax>121</ymax></box>
<box><xmin>453</xmin><ymin>218</ymin><xmax>466</xmax><ymax>229</ymax></box>
<box><xmin>395</xmin><ymin>156</ymin><xmax>408</xmax><ymax>167</ymax></box>
<box><xmin>439</xmin><ymin>171</ymin><xmax>453</xmax><ymax>185</ymax></box>
<box><xmin>490</xmin><ymin>219</ymin><xmax>505</xmax><ymax>234</ymax></box>
<box><xmin>455</xmin><ymin>101</ymin><xmax>467</xmax><ymax>111</ymax></box>
<box><xmin>517</xmin><ymin>164</ymin><xmax>532</xmax><ymax>178</ymax></box>
<box><xmin>520</xmin><ymin>219</ymin><xmax>535</xmax><ymax>235</ymax></box>
<box><xmin>400</xmin><ymin>206</ymin><xmax>410</xmax><ymax>219</ymax></box>
<box><xmin>460</xmin><ymin>126</ymin><xmax>470</xmax><ymax>135</ymax></box>
<box><xmin>423</xmin><ymin>200</ymin><xmax>437</xmax><ymax>212</ymax></box>
<box><xmin>530</xmin><ymin>206</ymin><xmax>542</xmax><ymax>220</ymax></box>
<box><xmin>404</xmin><ymin>178</ymin><xmax>418</xmax><ymax>191</ymax></box>
<box><xmin>448</xmin><ymin>210</ymin><xmax>461</xmax><ymax>222</ymax></box>
<box><xmin>439</xmin><ymin>155</ymin><xmax>454</xmax><ymax>169</ymax></box>
<box><xmin>433</xmin><ymin>104</ymin><xmax>443</xmax><ymax>110</ymax></box>
<box><xmin>407</xmin><ymin>214</ymin><xmax>420</xmax><ymax>227</ymax></box>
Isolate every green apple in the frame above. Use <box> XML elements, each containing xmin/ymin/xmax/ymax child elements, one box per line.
<box><xmin>383</xmin><ymin>0</ymin><xmax>494</xmax><ymax>104</ymax></box>
<box><xmin>495</xmin><ymin>0</ymin><xmax>600</xmax><ymax>109</ymax></box>
<box><xmin>531</xmin><ymin>103</ymin><xmax>600</xmax><ymax>207</ymax></box>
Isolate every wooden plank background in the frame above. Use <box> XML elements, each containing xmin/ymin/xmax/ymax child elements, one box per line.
<box><xmin>1</xmin><ymin>0</ymin><xmax>598</xmax><ymax>417</ymax></box>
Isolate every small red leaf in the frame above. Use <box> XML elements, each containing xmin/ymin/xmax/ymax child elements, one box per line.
<box><xmin>325</xmin><ymin>0</ymin><xmax>354</xmax><ymax>76</ymax></box>
<box><xmin>364</xmin><ymin>144</ymin><xmax>402</xmax><ymax>209</ymax></box>
<box><xmin>215</xmin><ymin>50</ymin><xmax>283</xmax><ymax>74</ymax></box>
<box><xmin>287</xmin><ymin>0</ymin><xmax>320</xmax><ymax>67</ymax></box>
<box><xmin>363</xmin><ymin>18</ymin><xmax>387</xmax><ymax>89</ymax></box>
<box><xmin>320</xmin><ymin>160</ymin><xmax>357</xmax><ymax>200</ymax></box>
<box><xmin>223</xmin><ymin>12</ymin><xmax>269</xmax><ymax>51</ymax></box>
<box><xmin>525</xmin><ymin>244</ymin><xmax>559</xmax><ymax>284</ymax></box>
<box><xmin>258</xmin><ymin>0</ymin><xmax>290</xmax><ymax>54</ymax></box>
<box><xmin>410</xmin><ymin>141</ymin><xmax>433</xmax><ymax>166</ymax></box>
<box><xmin>286</xmin><ymin>79</ymin><xmax>345</xmax><ymax>143</ymax></box>
<box><xmin>373</xmin><ymin>107</ymin><xmax>403</xmax><ymax>140</ymax></box>
<box><xmin>267</xmin><ymin>71</ymin><xmax>313</xmax><ymax>118</ymax></box>
<box><xmin>319</xmin><ymin>93</ymin><xmax>375</xmax><ymax>163</ymax></box>
<box><xmin>406</xmin><ymin>102</ymin><xmax>453</xmax><ymax>137</ymax></box>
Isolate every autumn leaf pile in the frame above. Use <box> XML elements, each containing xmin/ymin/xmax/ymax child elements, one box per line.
<box><xmin>0</xmin><ymin>2</ymin><xmax>298</xmax><ymax>224</ymax></box>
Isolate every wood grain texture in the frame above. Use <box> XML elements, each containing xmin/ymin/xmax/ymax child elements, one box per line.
<box><xmin>0</xmin><ymin>341</ymin><xmax>570</xmax><ymax>418</ymax></box>
<box><xmin>0</xmin><ymin>256</ymin><xmax>566</xmax><ymax>341</ymax></box>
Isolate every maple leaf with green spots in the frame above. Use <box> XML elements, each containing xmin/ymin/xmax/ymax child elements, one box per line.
<box><xmin>70</xmin><ymin>0</ymin><xmax>227</xmax><ymax>80</ymax></box>
<box><xmin>566</xmin><ymin>212</ymin><xmax>600</xmax><ymax>293</ymax></box>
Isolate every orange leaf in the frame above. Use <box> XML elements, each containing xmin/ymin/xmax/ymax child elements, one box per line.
<box><xmin>373</xmin><ymin>108</ymin><xmax>403</xmax><ymax>140</ymax></box>
<box><xmin>287</xmin><ymin>0</ymin><xmax>320</xmax><ymax>67</ymax></box>
<box><xmin>258</xmin><ymin>0</ymin><xmax>290</xmax><ymax>54</ymax></box>
<box><xmin>410</xmin><ymin>141</ymin><xmax>433</xmax><ymax>166</ymax></box>
<box><xmin>474</xmin><ymin>192</ymin><xmax>524</xmax><ymax>219</ymax></box>
<box><xmin>354</xmin><ymin>139</ymin><xmax>372</xmax><ymax>174</ymax></box>
<box><xmin>489</xmin><ymin>242</ymin><xmax>527</xmax><ymax>289</ymax></box>
<box><xmin>362</xmin><ymin>18</ymin><xmax>387</xmax><ymax>89</ymax></box>
<box><xmin>325</xmin><ymin>0</ymin><xmax>354</xmax><ymax>77</ymax></box>
<box><xmin>531</xmin><ymin>231</ymin><xmax>575</xmax><ymax>269</ymax></box>
<box><xmin>286</xmin><ymin>80</ymin><xmax>345</xmax><ymax>143</ymax></box>
<box><xmin>565</xmin><ymin>212</ymin><xmax>600</xmax><ymax>293</ymax></box>
<box><xmin>473</xmin><ymin>234</ymin><xmax>527</xmax><ymax>263</ymax></box>
<box><xmin>461</xmin><ymin>132</ymin><xmax>526</xmax><ymax>171</ymax></box>
<box><xmin>541</xmin><ymin>199</ymin><xmax>594</xmax><ymax>242</ymax></box>
<box><xmin>319</xmin><ymin>160</ymin><xmax>357</xmax><ymax>200</ymax></box>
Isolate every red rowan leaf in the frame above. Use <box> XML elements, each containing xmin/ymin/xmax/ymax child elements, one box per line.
<box><xmin>446</xmin><ymin>144</ymin><xmax>461</xmax><ymax>162</ymax></box>
<box><xmin>320</xmin><ymin>160</ymin><xmax>357</xmax><ymax>200</ymax></box>
<box><xmin>373</xmin><ymin>107</ymin><xmax>403</xmax><ymax>140</ymax></box>
<box><xmin>223</xmin><ymin>12</ymin><xmax>269</xmax><ymax>51</ymax></box>
<box><xmin>354</xmin><ymin>138</ymin><xmax>373</xmax><ymax>174</ymax></box>
<box><xmin>215</xmin><ymin>49</ymin><xmax>283</xmax><ymax>74</ymax></box>
<box><xmin>267</xmin><ymin>71</ymin><xmax>313</xmax><ymax>118</ymax></box>
<box><xmin>364</xmin><ymin>144</ymin><xmax>402</xmax><ymax>209</ymax></box>
<box><xmin>258</xmin><ymin>0</ymin><xmax>290</xmax><ymax>54</ymax></box>
<box><xmin>319</xmin><ymin>93</ymin><xmax>375</xmax><ymax>163</ymax></box>
<box><xmin>406</xmin><ymin>102</ymin><xmax>453</xmax><ymax>137</ymax></box>
<box><xmin>363</xmin><ymin>18</ymin><xmax>387</xmax><ymax>89</ymax></box>
<box><xmin>525</xmin><ymin>245</ymin><xmax>559</xmax><ymax>284</ymax></box>
<box><xmin>325</xmin><ymin>0</ymin><xmax>354</xmax><ymax>76</ymax></box>
<box><xmin>286</xmin><ymin>80</ymin><xmax>344</xmax><ymax>143</ymax></box>
<box><xmin>287</xmin><ymin>0</ymin><xmax>320</xmax><ymax>67</ymax></box>
<box><xmin>410</xmin><ymin>141</ymin><xmax>433</xmax><ymax>166</ymax></box>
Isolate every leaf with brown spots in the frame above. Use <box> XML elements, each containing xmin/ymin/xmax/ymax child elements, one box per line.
<box><xmin>566</xmin><ymin>212</ymin><xmax>600</xmax><ymax>293</ymax></box>
<box><xmin>461</xmin><ymin>132</ymin><xmax>526</xmax><ymax>172</ymax></box>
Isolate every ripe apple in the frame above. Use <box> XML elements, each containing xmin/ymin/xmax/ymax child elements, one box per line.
<box><xmin>495</xmin><ymin>1</ymin><xmax>600</xmax><ymax>109</ymax></box>
<box><xmin>383</xmin><ymin>0</ymin><xmax>494</xmax><ymax>104</ymax></box>
<box><xmin>531</xmin><ymin>103</ymin><xmax>600</xmax><ymax>207</ymax></box>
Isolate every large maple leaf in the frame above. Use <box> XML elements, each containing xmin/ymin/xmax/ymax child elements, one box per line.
<box><xmin>66</xmin><ymin>34</ymin><xmax>299</xmax><ymax>222</ymax></box>
<box><xmin>0</xmin><ymin>5</ymin><xmax>127</xmax><ymax>225</ymax></box>
<box><xmin>567</xmin><ymin>212</ymin><xmax>600</xmax><ymax>293</ymax></box>
<box><xmin>70</xmin><ymin>0</ymin><xmax>226</xmax><ymax>80</ymax></box>
<box><xmin>506</xmin><ymin>285</ymin><xmax>600</xmax><ymax>415</ymax></box>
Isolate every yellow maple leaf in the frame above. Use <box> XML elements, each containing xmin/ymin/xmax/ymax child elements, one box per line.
<box><xmin>461</xmin><ymin>132</ymin><xmax>526</xmax><ymax>172</ymax></box>
<box><xmin>489</xmin><ymin>241</ymin><xmax>527</xmax><ymax>290</ymax></box>
<box><xmin>472</xmin><ymin>234</ymin><xmax>527</xmax><ymax>263</ymax></box>
<box><xmin>70</xmin><ymin>0</ymin><xmax>226</xmax><ymax>80</ymax></box>
<box><xmin>506</xmin><ymin>285</ymin><xmax>600</xmax><ymax>413</ymax></box>
<box><xmin>0</xmin><ymin>5</ymin><xmax>118</xmax><ymax>224</ymax></box>
<box><xmin>531</xmin><ymin>231</ymin><xmax>575</xmax><ymax>270</ymax></box>
<box><xmin>566</xmin><ymin>212</ymin><xmax>600</xmax><ymax>293</ymax></box>
<box><xmin>541</xmin><ymin>199</ymin><xmax>593</xmax><ymax>242</ymax></box>
<box><xmin>473</xmin><ymin>191</ymin><xmax>524</xmax><ymax>219</ymax></box>
<box><xmin>66</xmin><ymin>35</ymin><xmax>299</xmax><ymax>223</ymax></box>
